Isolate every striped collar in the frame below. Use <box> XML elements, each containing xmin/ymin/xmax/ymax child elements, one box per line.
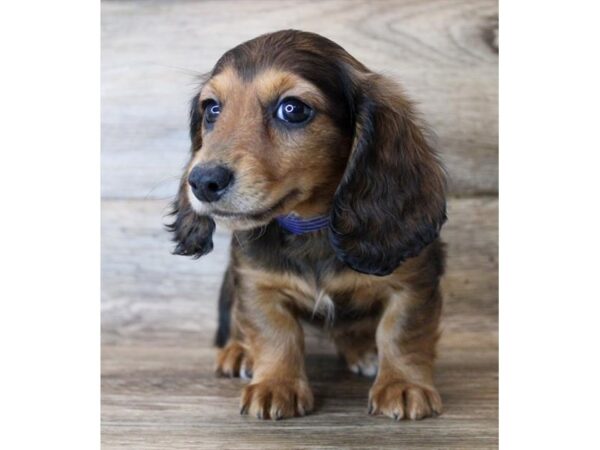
<box><xmin>275</xmin><ymin>214</ymin><xmax>329</xmax><ymax>235</ymax></box>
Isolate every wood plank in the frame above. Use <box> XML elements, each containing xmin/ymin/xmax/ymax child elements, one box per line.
<box><xmin>101</xmin><ymin>197</ymin><xmax>498</xmax><ymax>448</ymax></box>
<box><xmin>101</xmin><ymin>0</ymin><xmax>498</xmax><ymax>199</ymax></box>
<box><xmin>102</xmin><ymin>346</ymin><xmax>497</xmax><ymax>449</ymax></box>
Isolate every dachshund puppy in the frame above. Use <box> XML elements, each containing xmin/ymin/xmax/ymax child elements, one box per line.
<box><xmin>169</xmin><ymin>30</ymin><xmax>447</xmax><ymax>421</ymax></box>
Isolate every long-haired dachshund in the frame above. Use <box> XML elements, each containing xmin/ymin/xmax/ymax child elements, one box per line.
<box><xmin>169</xmin><ymin>30</ymin><xmax>447</xmax><ymax>421</ymax></box>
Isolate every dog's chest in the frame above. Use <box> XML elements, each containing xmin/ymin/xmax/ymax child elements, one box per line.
<box><xmin>236</xmin><ymin>224</ymin><xmax>390</xmax><ymax>319</ymax></box>
<box><xmin>293</xmin><ymin>273</ymin><xmax>388</xmax><ymax>325</ymax></box>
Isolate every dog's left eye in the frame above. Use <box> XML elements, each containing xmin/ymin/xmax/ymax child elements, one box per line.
<box><xmin>275</xmin><ymin>98</ymin><xmax>313</xmax><ymax>124</ymax></box>
<box><xmin>204</xmin><ymin>100</ymin><xmax>221</xmax><ymax>125</ymax></box>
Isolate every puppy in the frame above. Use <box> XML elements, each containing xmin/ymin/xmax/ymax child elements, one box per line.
<box><xmin>169</xmin><ymin>30</ymin><xmax>447</xmax><ymax>421</ymax></box>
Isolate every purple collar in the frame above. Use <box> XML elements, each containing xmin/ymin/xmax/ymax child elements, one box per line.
<box><xmin>275</xmin><ymin>214</ymin><xmax>329</xmax><ymax>235</ymax></box>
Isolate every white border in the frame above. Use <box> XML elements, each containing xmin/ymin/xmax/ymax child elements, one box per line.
<box><xmin>501</xmin><ymin>1</ymin><xmax>600</xmax><ymax>448</ymax></box>
<box><xmin>0</xmin><ymin>1</ymin><xmax>100</xmax><ymax>448</ymax></box>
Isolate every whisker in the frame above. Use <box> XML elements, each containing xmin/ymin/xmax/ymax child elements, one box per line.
<box><xmin>144</xmin><ymin>175</ymin><xmax>180</xmax><ymax>200</ymax></box>
<box><xmin>233</xmin><ymin>232</ymin><xmax>246</xmax><ymax>251</ymax></box>
<box><xmin>147</xmin><ymin>62</ymin><xmax>206</xmax><ymax>79</ymax></box>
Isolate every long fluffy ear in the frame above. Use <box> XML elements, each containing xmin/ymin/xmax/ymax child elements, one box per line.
<box><xmin>188</xmin><ymin>92</ymin><xmax>203</xmax><ymax>150</ymax></box>
<box><xmin>166</xmin><ymin>93</ymin><xmax>216</xmax><ymax>258</ymax></box>
<box><xmin>329</xmin><ymin>74</ymin><xmax>447</xmax><ymax>276</ymax></box>
<box><xmin>166</xmin><ymin>179</ymin><xmax>215</xmax><ymax>258</ymax></box>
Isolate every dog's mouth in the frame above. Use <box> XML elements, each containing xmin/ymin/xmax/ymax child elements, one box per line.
<box><xmin>209</xmin><ymin>189</ymin><xmax>300</xmax><ymax>223</ymax></box>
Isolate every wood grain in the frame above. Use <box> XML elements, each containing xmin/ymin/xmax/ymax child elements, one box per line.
<box><xmin>101</xmin><ymin>0</ymin><xmax>498</xmax><ymax>199</ymax></box>
<box><xmin>101</xmin><ymin>197</ymin><xmax>498</xmax><ymax>449</ymax></box>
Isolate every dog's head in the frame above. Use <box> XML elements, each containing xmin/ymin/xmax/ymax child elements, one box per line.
<box><xmin>169</xmin><ymin>30</ymin><xmax>446</xmax><ymax>275</ymax></box>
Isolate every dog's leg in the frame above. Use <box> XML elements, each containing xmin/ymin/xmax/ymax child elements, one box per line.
<box><xmin>331</xmin><ymin>317</ymin><xmax>378</xmax><ymax>377</ymax></box>
<box><xmin>237</xmin><ymin>284</ymin><xmax>313</xmax><ymax>420</ymax></box>
<box><xmin>368</xmin><ymin>285</ymin><xmax>443</xmax><ymax>420</ymax></box>
<box><xmin>214</xmin><ymin>262</ymin><xmax>235</xmax><ymax>348</ymax></box>
<box><xmin>215</xmin><ymin>257</ymin><xmax>254</xmax><ymax>379</ymax></box>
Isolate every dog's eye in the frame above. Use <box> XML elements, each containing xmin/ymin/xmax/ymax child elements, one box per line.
<box><xmin>275</xmin><ymin>98</ymin><xmax>313</xmax><ymax>124</ymax></box>
<box><xmin>203</xmin><ymin>100</ymin><xmax>221</xmax><ymax>125</ymax></box>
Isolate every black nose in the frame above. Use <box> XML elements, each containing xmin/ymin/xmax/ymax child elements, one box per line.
<box><xmin>188</xmin><ymin>165</ymin><xmax>234</xmax><ymax>203</ymax></box>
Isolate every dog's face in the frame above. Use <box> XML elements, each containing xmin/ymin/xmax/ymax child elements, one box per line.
<box><xmin>170</xmin><ymin>30</ymin><xmax>447</xmax><ymax>276</ymax></box>
<box><xmin>186</xmin><ymin>66</ymin><xmax>350</xmax><ymax>230</ymax></box>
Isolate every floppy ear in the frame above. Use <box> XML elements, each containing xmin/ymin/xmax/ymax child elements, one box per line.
<box><xmin>167</xmin><ymin>178</ymin><xmax>215</xmax><ymax>258</ymax></box>
<box><xmin>188</xmin><ymin>92</ymin><xmax>203</xmax><ymax>150</ymax></box>
<box><xmin>167</xmin><ymin>93</ymin><xmax>216</xmax><ymax>258</ymax></box>
<box><xmin>329</xmin><ymin>74</ymin><xmax>447</xmax><ymax>276</ymax></box>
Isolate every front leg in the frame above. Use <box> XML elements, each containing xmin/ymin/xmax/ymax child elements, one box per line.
<box><xmin>237</xmin><ymin>275</ymin><xmax>313</xmax><ymax>420</ymax></box>
<box><xmin>369</xmin><ymin>285</ymin><xmax>443</xmax><ymax>420</ymax></box>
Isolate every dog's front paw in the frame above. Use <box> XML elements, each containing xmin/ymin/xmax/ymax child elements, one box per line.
<box><xmin>368</xmin><ymin>379</ymin><xmax>442</xmax><ymax>420</ymax></box>
<box><xmin>240</xmin><ymin>378</ymin><xmax>314</xmax><ymax>420</ymax></box>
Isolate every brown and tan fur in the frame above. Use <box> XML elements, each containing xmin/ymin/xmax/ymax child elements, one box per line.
<box><xmin>169</xmin><ymin>30</ymin><xmax>447</xmax><ymax>421</ymax></box>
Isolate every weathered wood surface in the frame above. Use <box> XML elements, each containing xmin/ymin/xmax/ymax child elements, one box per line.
<box><xmin>101</xmin><ymin>0</ymin><xmax>498</xmax><ymax>199</ymax></box>
<box><xmin>101</xmin><ymin>197</ymin><xmax>498</xmax><ymax>449</ymax></box>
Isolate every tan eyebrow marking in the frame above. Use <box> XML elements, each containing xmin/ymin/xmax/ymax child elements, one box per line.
<box><xmin>198</xmin><ymin>66</ymin><xmax>327</xmax><ymax>117</ymax></box>
<box><xmin>199</xmin><ymin>66</ymin><xmax>241</xmax><ymax>104</ymax></box>
<box><xmin>254</xmin><ymin>69</ymin><xmax>327</xmax><ymax>110</ymax></box>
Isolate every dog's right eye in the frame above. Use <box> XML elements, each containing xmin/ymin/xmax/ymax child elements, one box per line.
<box><xmin>203</xmin><ymin>100</ymin><xmax>221</xmax><ymax>125</ymax></box>
<box><xmin>275</xmin><ymin>98</ymin><xmax>313</xmax><ymax>125</ymax></box>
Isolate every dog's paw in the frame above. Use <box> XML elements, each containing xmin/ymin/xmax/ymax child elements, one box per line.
<box><xmin>215</xmin><ymin>341</ymin><xmax>253</xmax><ymax>379</ymax></box>
<box><xmin>240</xmin><ymin>378</ymin><xmax>314</xmax><ymax>420</ymax></box>
<box><xmin>368</xmin><ymin>379</ymin><xmax>442</xmax><ymax>420</ymax></box>
<box><xmin>348</xmin><ymin>350</ymin><xmax>378</xmax><ymax>377</ymax></box>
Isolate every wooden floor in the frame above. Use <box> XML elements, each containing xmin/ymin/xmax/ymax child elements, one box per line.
<box><xmin>102</xmin><ymin>1</ymin><xmax>498</xmax><ymax>448</ymax></box>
